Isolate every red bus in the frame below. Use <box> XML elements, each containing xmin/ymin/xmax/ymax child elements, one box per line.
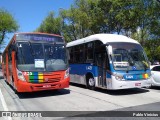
<box><xmin>2</xmin><ymin>32</ymin><xmax>70</xmax><ymax>93</ymax></box>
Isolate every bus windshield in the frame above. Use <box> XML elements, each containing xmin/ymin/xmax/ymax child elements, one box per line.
<box><xmin>109</xmin><ymin>42</ymin><xmax>149</xmax><ymax>71</ymax></box>
<box><xmin>16</xmin><ymin>42</ymin><xmax>68</xmax><ymax>72</ymax></box>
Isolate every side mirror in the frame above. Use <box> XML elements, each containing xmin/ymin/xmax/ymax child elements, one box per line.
<box><xmin>108</xmin><ymin>45</ymin><xmax>113</xmax><ymax>55</ymax></box>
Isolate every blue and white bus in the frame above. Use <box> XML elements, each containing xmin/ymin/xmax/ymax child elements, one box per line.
<box><xmin>67</xmin><ymin>34</ymin><xmax>151</xmax><ymax>90</ymax></box>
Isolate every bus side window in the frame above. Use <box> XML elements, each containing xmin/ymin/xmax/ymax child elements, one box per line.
<box><xmin>8</xmin><ymin>47</ymin><xmax>12</xmax><ymax>64</ymax></box>
<box><xmin>3</xmin><ymin>53</ymin><xmax>6</xmax><ymax>64</ymax></box>
<box><xmin>94</xmin><ymin>40</ymin><xmax>103</xmax><ymax>65</ymax></box>
<box><xmin>67</xmin><ymin>49</ymin><xmax>70</xmax><ymax>61</ymax></box>
<box><xmin>106</xmin><ymin>50</ymin><xmax>110</xmax><ymax>70</ymax></box>
<box><xmin>79</xmin><ymin>44</ymin><xmax>85</xmax><ymax>63</ymax></box>
<box><xmin>94</xmin><ymin>40</ymin><xmax>110</xmax><ymax>70</ymax></box>
<box><xmin>74</xmin><ymin>45</ymin><xmax>80</xmax><ymax>63</ymax></box>
<box><xmin>85</xmin><ymin>42</ymin><xmax>94</xmax><ymax>63</ymax></box>
<box><xmin>68</xmin><ymin>47</ymin><xmax>73</xmax><ymax>63</ymax></box>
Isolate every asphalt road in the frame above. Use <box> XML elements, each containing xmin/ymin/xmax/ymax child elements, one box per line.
<box><xmin>0</xmin><ymin>78</ymin><xmax>160</xmax><ymax>120</ymax></box>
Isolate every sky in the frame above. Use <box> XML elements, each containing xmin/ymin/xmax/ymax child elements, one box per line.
<box><xmin>0</xmin><ymin>0</ymin><xmax>74</xmax><ymax>51</ymax></box>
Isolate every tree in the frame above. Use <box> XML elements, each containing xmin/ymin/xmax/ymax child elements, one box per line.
<box><xmin>60</xmin><ymin>0</ymin><xmax>148</xmax><ymax>40</ymax></box>
<box><xmin>148</xmin><ymin>0</ymin><xmax>160</xmax><ymax>40</ymax></box>
<box><xmin>131</xmin><ymin>0</ymin><xmax>160</xmax><ymax>62</ymax></box>
<box><xmin>0</xmin><ymin>8</ymin><xmax>19</xmax><ymax>45</ymax></box>
<box><xmin>36</xmin><ymin>11</ymin><xmax>62</xmax><ymax>35</ymax></box>
<box><xmin>59</xmin><ymin>0</ymin><xmax>101</xmax><ymax>41</ymax></box>
<box><xmin>144</xmin><ymin>39</ymin><xmax>160</xmax><ymax>62</ymax></box>
<box><xmin>36</xmin><ymin>0</ymin><xmax>160</xmax><ymax>46</ymax></box>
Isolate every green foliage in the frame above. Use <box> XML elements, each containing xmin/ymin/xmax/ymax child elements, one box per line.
<box><xmin>60</xmin><ymin>1</ymin><xmax>95</xmax><ymax>41</ymax></box>
<box><xmin>131</xmin><ymin>0</ymin><xmax>159</xmax><ymax>45</ymax></box>
<box><xmin>144</xmin><ymin>39</ymin><xmax>160</xmax><ymax>62</ymax></box>
<box><xmin>60</xmin><ymin>0</ymin><xmax>160</xmax><ymax>42</ymax></box>
<box><xmin>35</xmin><ymin>11</ymin><xmax>62</xmax><ymax>35</ymax></box>
<box><xmin>0</xmin><ymin>8</ymin><xmax>19</xmax><ymax>44</ymax></box>
<box><xmin>35</xmin><ymin>0</ymin><xmax>160</xmax><ymax>61</ymax></box>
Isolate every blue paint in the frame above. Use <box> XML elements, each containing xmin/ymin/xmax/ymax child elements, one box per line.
<box><xmin>69</xmin><ymin>63</ymin><xmax>151</xmax><ymax>81</ymax></box>
<box><xmin>33</xmin><ymin>72</ymin><xmax>39</xmax><ymax>83</ymax></box>
<box><xmin>70</xmin><ymin>64</ymin><xmax>112</xmax><ymax>78</ymax></box>
<box><xmin>132</xmin><ymin>66</ymin><xmax>137</xmax><ymax>70</ymax></box>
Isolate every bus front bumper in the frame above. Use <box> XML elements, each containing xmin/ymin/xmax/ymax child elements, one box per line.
<box><xmin>16</xmin><ymin>78</ymin><xmax>70</xmax><ymax>92</ymax></box>
<box><xmin>108</xmin><ymin>78</ymin><xmax>152</xmax><ymax>90</ymax></box>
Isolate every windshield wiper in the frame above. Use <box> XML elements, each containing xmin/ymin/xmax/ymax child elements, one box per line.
<box><xmin>142</xmin><ymin>61</ymin><xmax>148</xmax><ymax>72</ymax></box>
<box><xmin>19</xmin><ymin>48</ymin><xmax>26</xmax><ymax>64</ymax></box>
<box><xmin>28</xmin><ymin>41</ymin><xmax>35</xmax><ymax>57</ymax></box>
<box><xmin>124</xmin><ymin>51</ymin><xmax>134</xmax><ymax>73</ymax></box>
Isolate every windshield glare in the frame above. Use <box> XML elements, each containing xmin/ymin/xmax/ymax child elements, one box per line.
<box><xmin>110</xmin><ymin>42</ymin><xmax>149</xmax><ymax>71</ymax></box>
<box><xmin>17</xmin><ymin>42</ymin><xmax>68</xmax><ymax>72</ymax></box>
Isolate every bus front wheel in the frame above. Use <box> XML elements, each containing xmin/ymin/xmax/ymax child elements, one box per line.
<box><xmin>11</xmin><ymin>76</ymin><xmax>18</xmax><ymax>94</ymax></box>
<box><xmin>86</xmin><ymin>75</ymin><xmax>95</xmax><ymax>90</ymax></box>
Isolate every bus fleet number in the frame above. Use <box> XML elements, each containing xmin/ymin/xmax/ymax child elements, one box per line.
<box><xmin>23</xmin><ymin>72</ymin><xmax>33</xmax><ymax>76</ymax></box>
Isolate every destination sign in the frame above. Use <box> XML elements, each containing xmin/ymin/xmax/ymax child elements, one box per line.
<box><xmin>16</xmin><ymin>34</ymin><xmax>64</xmax><ymax>42</ymax></box>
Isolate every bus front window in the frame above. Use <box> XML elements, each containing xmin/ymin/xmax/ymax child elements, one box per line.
<box><xmin>44</xmin><ymin>44</ymin><xmax>68</xmax><ymax>71</ymax></box>
<box><xmin>110</xmin><ymin>42</ymin><xmax>149</xmax><ymax>71</ymax></box>
<box><xmin>17</xmin><ymin>42</ymin><xmax>68</xmax><ymax>71</ymax></box>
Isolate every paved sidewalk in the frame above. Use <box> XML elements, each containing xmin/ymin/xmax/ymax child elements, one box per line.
<box><xmin>0</xmin><ymin>70</ymin><xmax>4</xmax><ymax>111</ymax></box>
<box><xmin>0</xmin><ymin>72</ymin><xmax>12</xmax><ymax>120</ymax></box>
<box><xmin>0</xmin><ymin>69</ymin><xmax>3</xmax><ymax>79</ymax></box>
<box><xmin>0</xmin><ymin>89</ymin><xmax>4</xmax><ymax>111</ymax></box>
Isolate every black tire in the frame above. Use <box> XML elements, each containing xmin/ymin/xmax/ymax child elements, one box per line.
<box><xmin>146</xmin><ymin>85</ymin><xmax>152</xmax><ymax>89</ymax></box>
<box><xmin>86</xmin><ymin>75</ymin><xmax>95</xmax><ymax>90</ymax></box>
<box><xmin>11</xmin><ymin>76</ymin><xmax>18</xmax><ymax>94</ymax></box>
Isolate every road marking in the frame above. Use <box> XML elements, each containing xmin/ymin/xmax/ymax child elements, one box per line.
<box><xmin>0</xmin><ymin>88</ymin><xmax>12</xmax><ymax>120</ymax></box>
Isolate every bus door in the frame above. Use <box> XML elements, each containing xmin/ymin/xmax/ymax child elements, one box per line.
<box><xmin>95</xmin><ymin>52</ymin><xmax>107</xmax><ymax>87</ymax></box>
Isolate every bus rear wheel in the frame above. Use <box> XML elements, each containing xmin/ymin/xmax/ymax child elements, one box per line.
<box><xmin>86</xmin><ymin>75</ymin><xmax>95</xmax><ymax>90</ymax></box>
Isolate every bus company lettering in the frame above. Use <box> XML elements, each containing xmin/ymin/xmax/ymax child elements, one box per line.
<box><xmin>34</xmin><ymin>36</ymin><xmax>54</xmax><ymax>41</ymax></box>
<box><xmin>113</xmin><ymin>62</ymin><xmax>129</xmax><ymax>67</ymax></box>
<box><xmin>126</xmin><ymin>75</ymin><xmax>133</xmax><ymax>79</ymax></box>
<box><xmin>23</xmin><ymin>35</ymin><xmax>55</xmax><ymax>41</ymax></box>
<box><xmin>86</xmin><ymin>66</ymin><xmax>92</xmax><ymax>70</ymax></box>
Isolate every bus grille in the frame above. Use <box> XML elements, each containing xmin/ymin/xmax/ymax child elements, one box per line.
<box><xmin>45</xmin><ymin>77</ymin><xmax>61</xmax><ymax>83</ymax></box>
<box><xmin>28</xmin><ymin>72</ymin><xmax>62</xmax><ymax>83</ymax></box>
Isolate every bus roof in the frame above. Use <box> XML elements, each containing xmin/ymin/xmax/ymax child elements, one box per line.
<box><xmin>66</xmin><ymin>34</ymin><xmax>139</xmax><ymax>47</ymax></box>
<box><xmin>2</xmin><ymin>32</ymin><xmax>63</xmax><ymax>54</ymax></box>
<box><xmin>14</xmin><ymin>32</ymin><xmax>62</xmax><ymax>37</ymax></box>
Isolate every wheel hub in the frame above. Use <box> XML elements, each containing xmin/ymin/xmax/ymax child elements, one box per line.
<box><xmin>89</xmin><ymin>78</ymin><xmax>95</xmax><ymax>86</ymax></box>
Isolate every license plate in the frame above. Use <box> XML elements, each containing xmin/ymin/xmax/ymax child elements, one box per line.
<box><xmin>43</xmin><ymin>85</ymin><xmax>51</xmax><ymax>88</ymax></box>
<box><xmin>135</xmin><ymin>83</ymin><xmax>141</xmax><ymax>86</ymax></box>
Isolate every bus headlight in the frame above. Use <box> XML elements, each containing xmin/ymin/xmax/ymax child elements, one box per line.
<box><xmin>114</xmin><ymin>74</ymin><xmax>124</xmax><ymax>81</ymax></box>
<box><xmin>64</xmin><ymin>68</ymin><xmax>69</xmax><ymax>79</ymax></box>
<box><xmin>17</xmin><ymin>69</ymin><xmax>26</xmax><ymax>81</ymax></box>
